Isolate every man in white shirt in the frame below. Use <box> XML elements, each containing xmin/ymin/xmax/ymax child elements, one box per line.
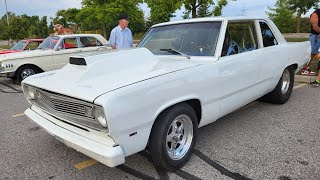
<box><xmin>109</xmin><ymin>13</ymin><xmax>133</xmax><ymax>49</ymax></box>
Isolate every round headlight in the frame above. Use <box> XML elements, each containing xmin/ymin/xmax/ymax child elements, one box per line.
<box><xmin>0</xmin><ymin>63</ymin><xmax>5</xmax><ymax>71</ymax></box>
<box><xmin>95</xmin><ymin>107</ymin><xmax>107</xmax><ymax>128</ymax></box>
<box><xmin>23</xmin><ymin>85</ymin><xmax>37</xmax><ymax>100</ymax></box>
<box><xmin>28</xmin><ymin>86</ymin><xmax>36</xmax><ymax>100</ymax></box>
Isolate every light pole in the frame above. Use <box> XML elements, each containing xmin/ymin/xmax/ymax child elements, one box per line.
<box><xmin>4</xmin><ymin>0</ymin><xmax>12</xmax><ymax>46</ymax></box>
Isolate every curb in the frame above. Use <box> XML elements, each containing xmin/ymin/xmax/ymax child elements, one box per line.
<box><xmin>294</xmin><ymin>75</ymin><xmax>317</xmax><ymax>84</ymax></box>
<box><xmin>282</xmin><ymin>33</ymin><xmax>309</xmax><ymax>39</ymax></box>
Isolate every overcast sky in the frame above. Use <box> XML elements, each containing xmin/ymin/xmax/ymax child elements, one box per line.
<box><xmin>0</xmin><ymin>0</ymin><xmax>82</xmax><ymax>19</ymax></box>
<box><xmin>0</xmin><ymin>0</ymin><xmax>314</xmax><ymax>23</ymax></box>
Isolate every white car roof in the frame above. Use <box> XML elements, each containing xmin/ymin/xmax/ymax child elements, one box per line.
<box><xmin>152</xmin><ymin>16</ymin><xmax>269</xmax><ymax>28</ymax></box>
<box><xmin>54</xmin><ymin>34</ymin><xmax>102</xmax><ymax>38</ymax></box>
<box><xmin>52</xmin><ymin>34</ymin><xmax>108</xmax><ymax>44</ymax></box>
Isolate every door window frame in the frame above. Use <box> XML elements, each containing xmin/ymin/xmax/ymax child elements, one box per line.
<box><xmin>56</xmin><ymin>37</ymin><xmax>81</xmax><ymax>50</ymax></box>
<box><xmin>79</xmin><ymin>36</ymin><xmax>104</xmax><ymax>48</ymax></box>
<box><xmin>220</xmin><ymin>20</ymin><xmax>261</xmax><ymax>57</ymax></box>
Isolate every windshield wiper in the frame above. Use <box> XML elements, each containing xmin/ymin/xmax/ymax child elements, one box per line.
<box><xmin>160</xmin><ymin>48</ymin><xmax>190</xmax><ymax>59</ymax></box>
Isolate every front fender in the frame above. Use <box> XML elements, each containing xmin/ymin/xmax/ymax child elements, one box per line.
<box><xmin>94</xmin><ymin>71</ymin><xmax>202</xmax><ymax>157</ymax></box>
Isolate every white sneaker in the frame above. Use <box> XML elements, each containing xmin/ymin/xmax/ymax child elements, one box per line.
<box><xmin>301</xmin><ymin>69</ymin><xmax>316</xmax><ymax>76</ymax></box>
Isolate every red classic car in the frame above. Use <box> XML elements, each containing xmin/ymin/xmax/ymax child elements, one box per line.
<box><xmin>0</xmin><ymin>39</ymin><xmax>44</xmax><ymax>55</ymax></box>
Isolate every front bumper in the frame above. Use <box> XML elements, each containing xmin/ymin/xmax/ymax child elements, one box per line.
<box><xmin>0</xmin><ymin>70</ymin><xmax>15</xmax><ymax>78</ymax></box>
<box><xmin>25</xmin><ymin>107</ymin><xmax>125</xmax><ymax>167</ymax></box>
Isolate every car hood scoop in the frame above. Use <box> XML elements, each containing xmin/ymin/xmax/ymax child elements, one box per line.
<box><xmin>69</xmin><ymin>57</ymin><xmax>87</xmax><ymax>66</ymax></box>
<box><xmin>24</xmin><ymin>48</ymin><xmax>201</xmax><ymax>102</ymax></box>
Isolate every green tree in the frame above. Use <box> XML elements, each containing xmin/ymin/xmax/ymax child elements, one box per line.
<box><xmin>184</xmin><ymin>0</ymin><xmax>214</xmax><ymax>18</ymax></box>
<box><xmin>267</xmin><ymin>0</ymin><xmax>296</xmax><ymax>33</ymax></box>
<box><xmin>0</xmin><ymin>12</ymin><xmax>48</xmax><ymax>41</ymax></box>
<box><xmin>52</xmin><ymin>10</ymin><xmax>68</xmax><ymax>27</ymax></box>
<box><xmin>62</xmin><ymin>8</ymin><xmax>80</xmax><ymax>25</ymax></box>
<box><xmin>10</xmin><ymin>14</ymin><xmax>49</xmax><ymax>38</ymax></box>
<box><xmin>183</xmin><ymin>0</ymin><xmax>236</xmax><ymax>18</ymax></box>
<box><xmin>145</xmin><ymin>0</ymin><xmax>182</xmax><ymax>26</ymax></box>
<box><xmin>26</xmin><ymin>15</ymin><xmax>41</xmax><ymax>37</ymax></box>
<box><xmin>78</xmin><ymin>0</ymin><xmax>145</xmax><ymax>38</ymax></box>
<box><xmin>213</xmin><ymin>0</ymin><xmax>228</xmax><ymax>16</ymax></box>
<box><xmin>300</xmin><ymin>17</ymin><xmax>311</xmax><ymax>33</ymax></box>
<box><xmin>0</xmin><ymin>21</ymin><xmax>10</xmax><ymax>41</ymax></box>
<box><xmin>287</xmin><ymin>0</ymin><xmax>319</xmax><ymax>33</ymax></box>
<box><xmin>9</xmin><ymin>16</ymin><xmax>29</xmax><ymax>41</ymax></box>
<box><xmin>52</xmin><ymin>8</ymin><xmax>81</xmax><ymax>27</ymax></box>
<box><xmin>182</xmin><ymin>10</ymin><xmax>191</xmax><ymax>19</ymax></box>
<box><xmin>0</xmin><ymin>12</ymin><xmax>15</xmax><ymax>41</ymax></box>
<box><xmin>0</xmin><ymin>20</ymin><xmax>8</xmax><ymax>41</ymax></box>
<box><xmin>36</xmin><ymin>16</ymin><xmax>49</xmax><ymax>38</ymax></box>
<box><xmin>0</xmin><ymin>14</ymin><xmax>29</xmax><ymax>41</ymax></box>
<box><xmin>197</xmin><ymin>2</ymin><xmax>212</xmax><ymax>17</ymax></box>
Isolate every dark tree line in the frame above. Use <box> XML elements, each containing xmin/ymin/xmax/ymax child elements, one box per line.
<box><xmin>0</xmin><ymin>0</ymin><xmax>238</xmax><ymax>41</ymax></box>
<box><xmin>50</xmin><ymin>0</ymin><xmax>234</xmax><ymax>39</ymax></box>
<box><xmin>0</xmin><ymin>13</ymin><xmax>49</xmax><ymax>41</ymax></box>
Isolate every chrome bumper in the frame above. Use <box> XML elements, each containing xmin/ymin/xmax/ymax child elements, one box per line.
<box><xmin>0</xmin><ymin>70</ymin><xmax>15</xmax><ymax>78</ymax></box>
<box><xmin>25</xmin><ymin>107</ymin><xmax>125</xmax><ymax>167</ymax></box>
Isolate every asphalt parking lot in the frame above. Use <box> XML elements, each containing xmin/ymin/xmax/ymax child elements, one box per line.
<box><xmin>0</xmin><ymin>78</ymin><xmax>319</xmax><ymax>180</ymax></box>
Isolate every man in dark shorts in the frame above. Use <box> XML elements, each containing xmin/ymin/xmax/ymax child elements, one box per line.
<box><xmin>302</xmin><ymin>9</ymin><xmax>320</xmax><ymax>76</ymax></box>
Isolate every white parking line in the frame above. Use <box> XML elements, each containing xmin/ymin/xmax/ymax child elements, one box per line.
<box><xmin>293</xmin><ymin>84</ymin><xmax>307</xmax><ymax>90</ymax></box>
<box><xmin>12</xmin><ymin>113</ymin><xmax>25</xmax><ymax>118</ymax></box>
<box><xmin>74</xmin><ymin>159</ymin><xmax>97</xmax><ymax>170</ymax></box>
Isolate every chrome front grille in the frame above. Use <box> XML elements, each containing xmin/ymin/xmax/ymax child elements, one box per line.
<box><xmin>32</xmin><ymin>88</ymin><xmax>105</xmax><ymax>131</ymax></box>
<box><xmin>37</xmin><ymin>90</ymin><xmax>94</xmax><ymax>119</ymax></box>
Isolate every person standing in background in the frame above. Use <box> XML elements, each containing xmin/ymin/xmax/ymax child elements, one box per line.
<box><xmin>302</xmin><ymin>9</ymin><xmax>320</xmax><ymax>76</ymax></box>
<box><xmin>109</xmin><ymin>13</ymin><xmax>133</xmax><ymax>49</ymax></box>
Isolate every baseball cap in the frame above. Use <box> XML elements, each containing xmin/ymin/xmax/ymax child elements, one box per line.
<box><xmin>118</xmin><ymin>13</ymin><xmax>128</xmax><ymax>20</ymax></box>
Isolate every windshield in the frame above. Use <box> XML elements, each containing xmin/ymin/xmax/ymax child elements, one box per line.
<box><xmin>138</xmin><ymin>22</ymin><xmax>222</xmax><ymax>56</ymax></box>
<box><xmin>37</xmin><ymin>36</ymin><xmax>60</xmax><ymax>50</ymax></box>
<box><xmin>11</xmin><ymin>41</ymin><xmax>27</xmax><ymax>50</ymax></box>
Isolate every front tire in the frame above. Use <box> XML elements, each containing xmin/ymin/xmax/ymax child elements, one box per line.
<box><xmin>260</xmin><ymin>66</ymin><xmax>294</xmax><ymax>104</ymax></box>
<box><xmin>14</xmin><ymin>65</ymin><xmax>39</xmax><ymax>84</ymax></box>
<box><xmin>149</xmin><ymin>103</ymin><xmax>198</xmax><ymax>171</ymax></box>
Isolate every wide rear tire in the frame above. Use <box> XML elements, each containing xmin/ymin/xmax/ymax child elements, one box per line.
<box><xmin>259</xmin><ymin>66</ymin><xmax>294</xmax><ymax>104</ymax></box>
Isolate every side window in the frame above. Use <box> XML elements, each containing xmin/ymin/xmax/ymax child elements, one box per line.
<box><xmin>80</xmin><ymin>37</ymin><xmax>103</xmax><ymax>47</ymax></box>
<box><xmin>62</xmin><ymin>38</ymin><xmax>78</xmax><ymax>49</ymax></box>
<box><xmin>259</xmin><ymin>22</ymin><xmax>278</xmax><ymax>47</ymax></box>
<box><xmin>25</xmin><ymin>42</ymin><xmax>39</xmax><ymax>50</ymax></box>
<box><xmin>222</xmin><ymin>21</ymin><xmax>258</xmax><ymax>57</ymax></box>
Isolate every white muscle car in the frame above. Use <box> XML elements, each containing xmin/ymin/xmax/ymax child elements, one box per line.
<box><xmin>22</xmin><ymin>17</ymin><xmax>310</xmax><ymax>171</ymax></box>
<box><xmin>0</xmin><ymin>34</ymin><xmax>109</xmax><ymax>83</ymax></box>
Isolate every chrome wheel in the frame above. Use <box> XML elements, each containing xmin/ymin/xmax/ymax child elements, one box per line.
<box><xmin>166</xmin><ymin>114</ymin><xmax>193</xmax><ymax>160</ymax></box>
<box><xmin>21</xmin><ymin>68</ymin><xmax>35</xmax><ymax>79</ymax></box>
<box><xmin>281</xmin><ymin>69</ymin><xmax>290</xmax><ymax>94</ymax></box>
